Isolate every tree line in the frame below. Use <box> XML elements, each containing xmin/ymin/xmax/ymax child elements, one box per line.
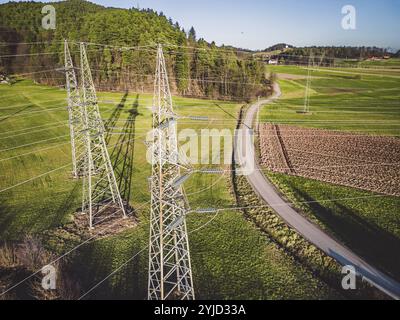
<box><xmin>273</xmin><ymin>46</ymin><xmax>394</xmax><ymax>66</ymax></box>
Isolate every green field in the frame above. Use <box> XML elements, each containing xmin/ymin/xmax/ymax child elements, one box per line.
<box><xmin>262</xmin><ymin>65</ymin><xmax>400</xmax><ymax>135</ymax></box>
<box><xmin>0</xmin><ymin>80</ymin><xmax>341</xmax><ymax>299</ymax></box>
<box><xmin>259</xmin><ymin>65</ymin><xmax>400</xmax><ymax>282</ymax></box>
<box><xmin>340</xmin><ymin>58</ymin><xmax>400</xmax><ymax>69</ymax></box>
<box><xmin>265</xmin><ymin>172</ymin><xmax>400</xmax><ymax>282</ymax></box>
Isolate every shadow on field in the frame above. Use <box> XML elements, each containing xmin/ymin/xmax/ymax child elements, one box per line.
<box><xmin>293</xmin><ymin>187</ymin><xmax>400</xmax><ymax>282</ymax></box>
<box><xmin>52</xmin><ymin>182</ymin><xmax>81</xmax><ymax>226</ymax></box>
<box><xmin>104</xmin><ymin>91</ymin><xmax>128</xmax><ymax>144</ymax></box>
<box><xmin>0</xmin><ymin>181</ymin><xmax>81</xmax><ymax>239</ymax></box>
<box><xmin>0</xmin><ymin>199</ymin><xmax>17</xmax><ymax>238</ymax></box>
<box><xmin>65</xmin><ymin>235</ymin><xmax>148</xmax><ymax>299</ymax></box>
<box><xmin>0</xmin><ymin>105</ymin><xmax>33</xmax><ymax>123</ymax></box>
<box><xmin>92</xmin><ymin>93</ymin><xmax>140</xmax><ymax>211</ymax></box>
<box><xmin>109</xmin><ymin>94</ymin><xmax>140</xmax><ymax>206</ymax></box>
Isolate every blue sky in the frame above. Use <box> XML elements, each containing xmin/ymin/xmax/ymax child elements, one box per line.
<box><xmin>1</xmin><ymin>0</ymin><xmax>399</xmax><ymax>50</ymax></box>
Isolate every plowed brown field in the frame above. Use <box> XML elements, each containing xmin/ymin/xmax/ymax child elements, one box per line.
<box><xmin>259</xmin><ymin>124</ymin><xmax>400</xmax><ymax>196</ymax></box>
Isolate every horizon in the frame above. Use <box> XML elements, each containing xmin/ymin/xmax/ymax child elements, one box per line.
<box><xmin>0</xmin><ymin>0</ymin><xmax>399</xmax><ymax>51</ymax></box>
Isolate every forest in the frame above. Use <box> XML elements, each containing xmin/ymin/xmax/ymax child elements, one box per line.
<box><xmin>274</xmin><ymin>46</ymin><xmax>395</xmax><ymax>66</ymax></box>
<box><xmin>0</xmin><ymin>0</ymin><xmax>269</xmax><ymax>100</ymax></box>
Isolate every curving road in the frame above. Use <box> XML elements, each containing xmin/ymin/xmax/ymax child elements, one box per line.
<box><xmin>235</xmin><ymin>83</ymin><xmax>400</xmax><ymax>299</ymax></box>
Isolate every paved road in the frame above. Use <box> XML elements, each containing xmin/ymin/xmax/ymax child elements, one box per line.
<box><xmin>235</xmin><ymin>83</ymin><xmax>400</xmax><ymax>299</ymax></box>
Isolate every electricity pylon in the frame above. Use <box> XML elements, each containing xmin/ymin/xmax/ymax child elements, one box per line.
<box><xmin>148</xmin><ymin>44</ymin><xmax>195</xmax><ymax>300</ymax></box>
<box><xmin>302</xmin><ymin>51</ymin><xmax>314</xmax><ymax>114</ymax></box>
<box><xmin>302</xmin><ymin>50</ymin><xmax>325</xmax><ymax>114</ymax></box>
<box><xmin>79</xmin><ymin>42</ymin><xmax>126</xmax><ymax>229</ymax></box>
<box><xmin>64</xmin><ymin>40</ymin><xmax>86</xmax><ymax>177</ymax></box>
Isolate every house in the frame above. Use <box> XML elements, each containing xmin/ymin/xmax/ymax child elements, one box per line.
<box><xmin>268</xmin><ymin>59</ymin><xmax>278</xmax><ymax>65</ymax></box>
<box><xmin>368</xmin><ymin>56</ymin><xmax>382</xmax><ymax>61</ymax></box>
<box><xmin>0</xmin><ymin>73</ymin><xmax>10</xmax><ymax>84</ymax></box>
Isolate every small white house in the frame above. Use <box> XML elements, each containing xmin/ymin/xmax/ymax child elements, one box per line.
<box><xmin>0</xmin><ymin>74</ymin><xmax>10</xmax><ymax>84</ymax></box>
<box><xmin>268</xmin><ymin>59</ymin><xmax>278</xmax><ymax>65</ymax></box>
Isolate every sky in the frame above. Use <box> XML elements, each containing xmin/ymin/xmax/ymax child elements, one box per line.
<box><xmin>1</xmin><ymin>0</ymin><xmax>400</xmax><ymax>50</ymax></box>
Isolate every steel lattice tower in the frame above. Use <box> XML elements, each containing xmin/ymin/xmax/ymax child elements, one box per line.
<box><xmin>303</xmin><ymin>50</ymin><xmax>326</xmax><ymax>114</ymax></box>
<box><xmin>303</xmin><ymin>51</ymin><xmax>314</xmax><ymax>113</ymax></box>
<box><xmin>64</xmin><ymin>40</ymin><xmax>86</xmax><ymax>177</ymax></box>
<box><xmin>79</xmin><ymin>42</ymin><xmax>126</xmax><ymax>229</ymax></box>
<box><xmin>148</xmin><ymin>44</ymin><xmax>195</xmax><ymax>300</ymax></box>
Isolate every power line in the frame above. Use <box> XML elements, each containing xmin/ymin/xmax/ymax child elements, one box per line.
<box><xmin>6</xmin><ymin>68</ymin><xmax>65</xmax><ymax>77</ymax></box>
<box><xmin>0</xmin><ymin>106</ymin><xmax>67</xmax><ymax>121</ymax></box>
<box><xmin>75</xmin><ymin>168</ymin><xmax>397</xmax><ymax>300</ymax></box>
<box><xmin>260</xmin><ymin>119</ymin><xmax>400</xmax><ymax>123</ymax></box>
<box><xmin>212</xmin><ymin>162</ymin><xmax>400</xmax><ymax>174</ymax></box>
<box><xmin>0</xmin><ymin>123</ymin><xmax>67</xmax><ymax>140</ymax></box>
<box><xmin>191</xmin><ymin>193</ymin><xmax>393</xmax><ymax>215</ymax></box>
<box><xmin>265</xmin><ymin>110</ymin><xmax>400</xmax><ymax>115</ymax></box>
<box><xmin>70</xmin><ymin>41</ymin><xmax>156</xmax><ymax>51</ymax></box>
<box><xmin>0</xmin><ymin>134</ymin><xmax>70</xmax><ymax>153</ymax></box>
<box><xmin>78</xmin><ymin>243</ymin><xmax>148</xmax><ymax>300</ymax></box>
<box><xmin>0</xmin><ymin>100</ymin><xmax>154</xmax><ymax>122</ymax></box>
<box><xmin>0</xmin><ymin>207</ymin><xmax>140</xmax><ymax>298</ymax></box>
<box><xmin>0</xmin><ymin>163</ymin><xmax>71</xmax><ymax>194</ymax></box>
<box><xmin>72</xmin><ymin>41</ymin><xmax>259</xmax><ymax>63</ymax></box>
<box><xmin>258</xmin><ymin>127</ymin><xmax>400</xmax><ymax>132</ymax></box>
<box><xmin>0</xmin><ymin>122</ymin><xmax>67</xmax><ymax>136</ymax></box>
<box><xmin>162</xmin><ymin>42</ymin><xmax>254</xmax><ymax>55</ymax></box>
<box><xmin>0</xmin><ymin>48</ymin><xmax>100</xmax><ymax>58</ymax></box>
<box><xmin>0</xmin><ymin>40</ymin><xmax>64</xmax><ymax>46</ymax></box>
<box><xmin>0</xmin><ymin>132</ymin><xmax>147</xmax><ymax>193</ymax></box>
<box><xmin>76</xmin><ymin>67</ymin><xmax>266</xmax><ymax>86</ymax></box>
<box><xmin>0</xmin><ymin>98</ymin><xmax>66</xmax><ymax>110</ymax></box>
<box><xmin>0</xmin><ymin>51</ymin><xmax>63</xmax><ymax>58</ymax></box>
<box><xmin>78</xmin><ymin>173</ymin><xmax>226</xmax><ymax>300</ymax></box>
<box><xmin>0</xmin><ymin>152</ymin><xmax>394</xmax><ymax>296</ymax></box>
<box><xmin>0</xmin><ymin>141</ymin><xmax>70</xmax><ymax>162</ymax></box>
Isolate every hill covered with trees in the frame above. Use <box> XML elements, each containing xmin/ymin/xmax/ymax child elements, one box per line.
<box><xmin>263</xmin><ymin>43</ymin><xmax>293</xmax><ymax>52</ymax></box>
<box><xmin>274</xmin><ymin>46</ymin><xmax>393</xmax><ymax>66</ymax></box>
<box><xmin>0</xmin><ymin>0</ymin><xmax>268</xmax><ymax>100</ymax></box>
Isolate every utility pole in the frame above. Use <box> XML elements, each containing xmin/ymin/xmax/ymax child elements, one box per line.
<box><xmin>148</xmin><ymin>44</ymin><xmax>195</xmax><ymax>300</ymax></box>
<box><xmin>80</xmin><ymin>42</ymin><xmax>126</xmax><ymax>229</ymax></box>
<box><xmin>64</xmin><ymin>40</ymin><xmax>85</xmax><ymax>178</ymax></box>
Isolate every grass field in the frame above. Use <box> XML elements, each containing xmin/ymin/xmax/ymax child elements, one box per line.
<box><xmin>341</xmin><ymin>58</ymin><xmax>400</xmax><ymax>69</ymax></box>
<box><xmin>0</xmin><ymin>79</ymin><xmax>340</xmax><ymax>299</ymax></box>
<box><xmin>265</xmin><ymin>172</ymin><xmax>400</xmax><ymax>282</ymax></box>
<box><xmin>258</xmin><ymin>64</ymin><xmax>400</xmax><ymax>282</ymax></box>
<box><xmin>262</xmin><ymin>65</ymin><xmax>400</xmax><ymax>135</ymax></box>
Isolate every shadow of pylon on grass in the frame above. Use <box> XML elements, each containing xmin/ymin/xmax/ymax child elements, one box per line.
<box><xmin>292</xmin><ymin>186</ymin><xmax>400</xmax><ymax>283</ymax></box>
<box><xmin>104</xmin><ymin>91</ymin><xmax>128</xmax><ymax>144</ymax></box>
<box><xmin>109</xmin><ymin>94</ymin><xmax>140</xmax><ymax>212</ymax></box>
<box><xmin>88</xmin><ymin>92</ymin><xmax>138</xmax><ymax>225</ymax></box>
